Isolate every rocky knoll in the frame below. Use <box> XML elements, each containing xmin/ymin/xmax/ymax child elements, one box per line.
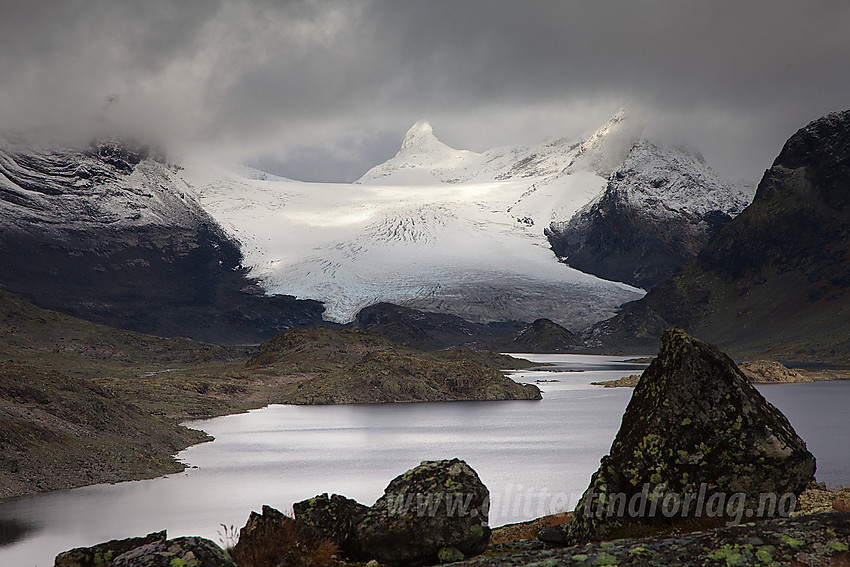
<box><xmin>295</xmin><ymin>458</ymin><xmax>492</xmax><ymax>566</ymax></box>
<box><xmin>250</xmin><ymin>327</ymin><xmax>542</xmax><ymax>404</ymax></box>
<box><xmin>593</xmin><ymin>109</ymin><xmax>850</xmax><ymax>363</ymax></box>
<box><xmin>542</xmin><ymin>329</ymin><xmax>816</xmax><ymax>545</ymax></box>
<box><xmin>499</xmin><ymin>318</ymin><xmax>582</xmax><ymax>353</ymax></box>
<box><xmin>592</xmin><ymin>359</ymin><xmax>830</xmax><ymax>387</ymax></box>
<box><xmin>353</xmin><ymin>302</ymin><xmax>525</xmax><ymax>351</ymax></box>
<box><xmin>738</xmin><ymin>360</ymin><xmax>808</xmax><ymax>383</ymax></box>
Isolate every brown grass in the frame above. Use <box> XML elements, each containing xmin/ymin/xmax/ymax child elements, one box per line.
<box><xmin>490</xmin><ymin>513</ymin><xmax>572</xmax><ymax>544</ymax></box>
<box><xmin>230</xmin><ymin>514</ymin><xmax>337</xmax><ymax>567</ymax></box>
<box><xmin>833</xmin><ymin>492</ymin><xmax>850</xmax><ymax>512</ymax></box>
<box><xmin>793</xmin><ymin>552</ymin><xmax>850</xmax><ymax>567</ymax></box>
<box><xmin>606</xmin><ymin>516</ymin><xmax>728</xmax><ymax>541</ymax></box>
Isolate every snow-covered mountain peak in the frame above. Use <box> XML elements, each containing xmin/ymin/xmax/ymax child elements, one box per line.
<box><xmin>569</xmin><ymin>107</ymin><xmax>645</xmax><ymax>177</ymax></box>
<box><xmin>358</xmin><ymin>121</ymin><xmax>480</xmax><ymax>184</ymax></box>
<box><xmin>610</xmin><ymin>139</ymin><xmax>754</xmax><ymax>216</ymax></box>
<box><xmin>400</xmin><ymin>120</ymin><xmax>440</xmax><ymax>151</ymax></box>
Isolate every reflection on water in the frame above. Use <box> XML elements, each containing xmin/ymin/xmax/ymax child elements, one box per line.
<box><xmin>1</xmin><ymin>354</ymin><xmax>848</xmax><ymax>567</ymax></box>
<box><xmin>0</xmin><ymin>519</ymin><xmax>36</xmax><ymax>547</ymax></box>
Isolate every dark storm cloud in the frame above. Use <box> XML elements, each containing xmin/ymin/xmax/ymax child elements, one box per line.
<box><xmin>2</xmin><ymin>1</ymin><xmax>849</xmax><ymax>182</ymax></box>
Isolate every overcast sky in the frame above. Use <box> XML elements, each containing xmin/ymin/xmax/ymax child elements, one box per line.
<box><xmin>2</xmin><ymin>0</ymin><xmax>849</xmax><ymax>183</ymax></box>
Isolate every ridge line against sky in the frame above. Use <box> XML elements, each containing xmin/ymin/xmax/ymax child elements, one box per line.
<box><xmin>2</xmin><ymin>0</ymin><xmax>849</xmax><ymax>183</ymax></box>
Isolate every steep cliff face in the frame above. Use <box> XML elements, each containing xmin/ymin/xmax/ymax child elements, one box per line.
<box><xmin>591</xmin><ymin>110</ymin><xmax>850</xmax><ymax>362</ymax></box>
<box><xmin>0</xmin><ymin>138</ymin><xmax>324</xmax><ymax>343</ymax></box>
<box><xmin>546</xmin><ymin>140</ymin><xmax>752</xmax><ymax>289</ymax></box>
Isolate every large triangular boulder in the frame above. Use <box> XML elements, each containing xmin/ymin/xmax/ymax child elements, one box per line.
<box><xmin>544</xmin><ymin>328</ymin><xmax>816</xmax><ymax>545</ymax></box>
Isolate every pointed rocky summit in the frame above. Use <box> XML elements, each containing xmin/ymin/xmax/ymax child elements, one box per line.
<box><xmin>401</xmin><ymin>119</ymin><xmax>438</xmax><ymax>150</ymax></box>
<box><xmin>542</xmin><ymin>329</ymin><xmax>816</xmax><ymax>545</ymax></box>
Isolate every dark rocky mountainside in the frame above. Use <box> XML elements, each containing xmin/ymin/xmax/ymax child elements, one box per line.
<box><xmin>546</xmin><ymin>140</ymin><xmax>751</xmax><ymax>289</ymax></box>
<box><xmin>353</xmin><ymin>302</ymin><xmax>585</xmax><ymax>353</ymax></box>
<box><xmin>0</xmin><ymin>138</ymin><xmax>324</xmax><ymax>344</ymax></box>
<box><xmin>353</xmin><ymin>302</ymin><xmax>524</xmax><ymax>351</ymax></box>
<box><xmin>499</xmin><ymin>318</ymin><xmax>581</xmax><ymax>353</ymax></box>
<box><xmin>591</xmin><ymin>110</ymin><xmax>850</xmax><ymax>362</ymax></box>
<box><xmin>545</xmin><ymin>329</ymin><xmax>815</xmax><ymax>545</ymax></box>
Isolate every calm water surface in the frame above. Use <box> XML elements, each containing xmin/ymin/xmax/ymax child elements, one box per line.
<box><xmin>1</xmin><ymin>354</ymin><xmax>848</xmax><ymax>566</ymax></box>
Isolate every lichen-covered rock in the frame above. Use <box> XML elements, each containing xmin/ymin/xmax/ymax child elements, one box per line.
<box><xmin>111</xmin><ymin>536</ymin><xmax>234</xmax><ymax>567</ymax></box>
<box><xmin>289</xmin><ymin>460</ymin><xmax>492</xmax><ymax>565</ymax></box>
<box><xmin>356</xmin><ymin>459</ymin><xmax>490</xmax><ymax>567</ymax></box>
<box><xmin>293</xmin><ymin>492</ymin><xmax>369</xmax><ymax>555</ymax></box>
<box><xmin>54</xmin><ymin>530</ymin><xmax>166</xmax><ymax>567</ymax></box>
<box><xmin>356</xmin><ymin>458</ymin><xmax>491</xmax><ymax>566</ymax></box>
<box><xmin>544</xmin><ymin>329</ymin><xmax>816</xmax><ymax>545</ymax></box>
<box><xmin>457</xmin><ymin>512</ymin><xmax>850</xmax><ymax>566</ymax></box>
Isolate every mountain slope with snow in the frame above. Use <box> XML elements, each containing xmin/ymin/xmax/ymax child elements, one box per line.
<box><xmin>546</xmin><ymin>140</ymin><xmax>755</xmax><ymax>288</ymax></box>
<box><xmin>0</xmin><ymin>137</ymin><xmax>324</xmax><ymax>342</ymax></box>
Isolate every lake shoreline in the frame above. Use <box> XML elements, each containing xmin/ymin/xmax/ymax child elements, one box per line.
<box><xmin>3</xmin><ymin>354</ymin><xmax>849</xmax><ymax>566</ymax></box>
<box><xmin>0</xmin><ymin>352</ymin><xmax>542</xmax><ymax>504</ymax></box>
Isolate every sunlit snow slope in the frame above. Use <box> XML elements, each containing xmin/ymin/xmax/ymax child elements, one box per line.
<box><xmin>183</xmin><ymin>116</ymin><xmax>648</xmax><ymax>329</ymax></box>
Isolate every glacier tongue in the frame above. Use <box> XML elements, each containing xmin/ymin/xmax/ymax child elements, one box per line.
<box><xmin>183</xmin><ymin>161</ymin><xmax>644</xmax><ymax>328</ymax></box>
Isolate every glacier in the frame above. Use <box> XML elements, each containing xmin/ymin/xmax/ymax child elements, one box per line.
<box><xmin>181</xmin><ymin>114</ymin><xmax>652</xmax><ymax>328</ymax></box>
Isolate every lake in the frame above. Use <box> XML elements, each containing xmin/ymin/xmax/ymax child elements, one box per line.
<box><xmin>1</xmin><ymin>354</ymin><xmax>848</xmax><ymax>566</ymax></box>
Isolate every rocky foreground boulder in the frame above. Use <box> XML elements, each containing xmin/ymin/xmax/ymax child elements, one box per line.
<box><xmin>292</xmin><ymin>493</ymin><xmax>369</xmax><ymax>556</ymax></box>
<box><xmin>295</xmin><ymin>458</ymin><xmax>491</xmax><ymax>566</ymax></box>
<box><xmin>229</xmin><ymin>505</ymin><xmax>337</xmax><ymax>567</ymax></box>
<box><xmin>54</xmin><ymin>531</ymin><xmax>235</xmax><ymax>567</ymax></box>
<box><xmin>111</xmin><ymin>537</ymin><xmax>236</xmax><ymax>567</ymax></box>
<box><xmin>55</xmin><ymin>531</ymin><xmax>167</xmax><ymax>567</ymax></box>
<box><xmin>542</xmin><ymin>328</ymin><xmax>816</xmax><ymax>545</ymax></box>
